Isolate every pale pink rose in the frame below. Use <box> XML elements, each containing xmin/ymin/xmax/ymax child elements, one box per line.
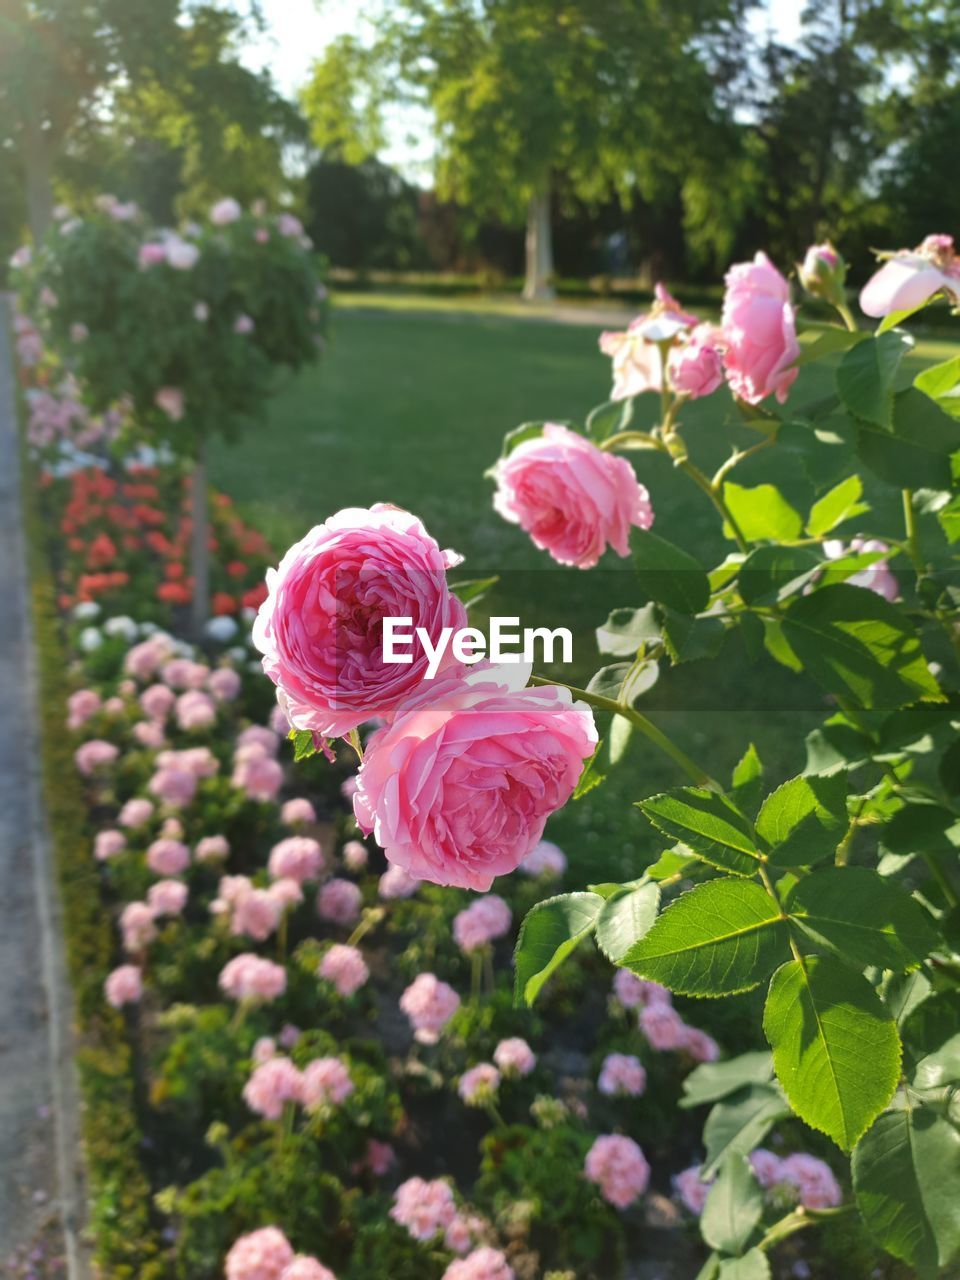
<box><xmin>277</xmin><ymin>213</ymin><xmax>304</xmax><ymax>237</ymax></box>
<box><xmin>120</xmin><ymin>901</ymin><xmax>157</xmax><ymax>952</ymax></box>
<box><xmin>680</xmin><ymin>1026</ymin><xmax>720</xmax><ymax>1063</ymax></box>
<box><xmin>453</xmin><ymin>895</ymin><xmax>512</xmax><ymax>953</ymax></box>
<box><xmin>668</xmin><ymin>324</ymin><xmax>724</xmax><ymax>399</ymax></box>
<box><xmin>301</xmin><ymin>1056</ymin><xmax>354</xmax><ymax>1109</ymax></box>
<box><xmin>148</xmin><ymin>766</ymin><xmax>197</xmax><ymax>807</ymax></box>
<box><xmin>211</xmin><ymin>197</ymin><xmax>242</xmax><ymax>225</ymax></box>
<box><xmin>219</xmin><ymin>874</ymin><xmax>254</xmax><ymax>905</ymax></box>
<box><xmin>268</xmin><ymin>878</ymin><xmax>304</xmax><ymax>912</ymax></box>
<box><xmin>598</xmin><ymin>1053</ymin><xmax>647</xmax><ymax>1098</ymax></box>
<box><xmin>234</xmin><ymin>313</ymin><xmax>255</xmax><ymax>335</ymax></box>
<box><xmin>225</xmin><ymin>1227</ymin><xmax>294</xmax><ymax>1280</ymax></box>
<box><xmin>195</xmin><ymin>834</ymin><xmax>229</xmax><ymax>861</ymax></box>
<box><xmin>280</xmin><ymin>1259</ymin><xmax>336</xmax><ymax>1280</ymax></box>
<box><xmin>154</xmin><ymin>387</ymin><xmax>185</xmax><ymax>421</ymax></box>
<box><xmin>244</xmin><ymin>1056</ymin><xmax>303</xmax><ymax>1119</ymax></box>
<box><xmin>749</xmin><ymin>1148</ymin><xmax>784</xmax><ymax>1189</ymax></box>
<box><xmin>391</xmin><ymin>1177</ymin><xmax>457</xmax><ymax>1241</ymax></box>
<box><xmin>599</xmin><ymin>324</ymin><xmax>664</xmax><ymax>399</ymax></box>
<box><xmin>147</xmin><ymin>879</ymin><xmax>188</xmax><ymax>916</ymax></box>
<box><xmin>584</xmin><ymin>1134</ymin><xmax>650</xmax><ymax>1208</ymax></box>
<box><xmin>341</xmin><ymin>840</ymin><xmax>368</xmax><ymax>872</ymax></box>
<box><xmin>140</xmin><ymin>683</ymin><xmax>175</xmax><ymax>719</ymax></box>
<box><xmin>253</xmin><ymin>1037</ymin><xmax>277</xmax><ymax>1064</ymax></box>
<box><xmin>520</xmin><ymin>839</ymin><xmax>567</xmax><ymax>877</ymax></box>
<box><xmin>492</xmin><ymin>424</ymin><xmax>653</xmax><ymax>569</ymax></box>
<box><xmin>146</xmin><ymin>838</ymin><xmax>190</xmax><ymax>876</ymax></box>
<box><xmin>319</xmin><ymin>943</ymin><xmax>369</xmax><ymax>996</ymax></box>
<box><xmin>252</xmin><ymin>505</ymin><xmax>467</xmax><ymax>738</ymax></box>
<box><xmin>458</xmin><ymin>1063</ymin><xmax>500</xmax><ymax>1105</ymax></box>
<box><xmin>161</xmin><ymin>816</ymin><xmax>184</xmax><ymax>838</ymax></box>
<box><xmin>612</xmin><ymin>969</ymin><xmax>647</xmax><ymax>1009</ymax></box>
<box><xmin>238</xmin><ymin>725</ymin><xmax>281</xmax><ymax>757</ymax></box>
<box><xmin>443</xmin><ymin>1214</ymin><xmax>476</xmax><ymax>1255</ymax></box>
<box><xmin>354</xmin><ymin>665</ymin><xmax>596</xmax><ymax>891</ymax></box>
<box><xmin>674</xmin><ymin>1165</ymin><xmax>713</xmax><ymax>1215</ymax></box>
<box><xmin>95</xmin><ymin>829</ymin><xmax>126</xmax><ymax>861</ymax></box>
<box><xmin>269</xmin><ymin>836</ymin><xmax>324</xmax><ymax>884</ymax></box>
<box><xmin>493</xmin><ymin>1037</ymin><xmax>536</xmax><ymax>1077</ymax></box>
<box><xmin>103</xmin><ymin>697</ymin><xmax>125</xmax><ymax>717</ymax></box>
<box><xmin>161</xmin><ymin>658</ymin><xmax>209</xmax><ymax>690</ymax></box>
<box><xmin>780</xmin><ymin>1153</ymin><xmax>842</xmax><ymax>1209</ymax></box>
<box><xmin>378</xmin><ymin>865</ymin><xmax>421</xmax><ymax>899</ymax></box>
<box><xmin>822</xmin><ymin>538</ymin><xmax>898</xmax><ymax>602</ymax></box>
<box><xmin>281</xmin><ymin>798</ymin><xmax>316</xmax><ymax>827</ymax></box>
<box><xmin>133</xmin><ymin>720</ymin><xmax>166</xmax><ymax>749</ymax></box>
<box><xmin>164</xmin><ymin>238</ymin><xmax>199</xmax><ymax>270</ymax></box>
<box><xmin>124</xmin><ymin>636</ymin><xmax>173</xmax><ymax>682</ymax></box>
<box><xmin>639</xmin><ymin>1001</ymin><xmax>687</xmax><ymax>1050</ymax></box>
<box><xmin>721</xmin><ymin>252</ymin><xmax>800</xmax><ymax>405</ymax></box>
<box><xmin>176</xmin><ymin>689</ymin><xmax>217</xmax><ymax>731</ymax></box>
<box><xmin>400</xmin><ymin>973</ymin><xmax>461</xmax><ymax>1044</ymax></box>
<box><xmin>166</xmin><ymin>745</ymin><xmax>218</xmax><ymax>777</ymax></box>
<box><xmin>219</xmin><ymin>954</ymin><xmax>287</xmax><ymax>1002</ymax></box>
<box><xmin>233</xmin><ymin>752</ymin><xmax>284</xmax><ymax>802</ymax></box>
<box><xmin>860</xmin><ymin>234</ymin><xmax>960</xmax><ymax>318</ymax></box>
<box><xmin>232</xmin><ymin>888</ymin><xmax>282</xmax><ymax>941</ymax></box>
<box><xmin>442</xmin><ymin>1247</ymin><xmax>514</xmax><ymax>1280</ymax></box>
<box><xmin>208</xmin><ymin>667</ymin><xmax>241</xmax><ymax>701</ymax></box>
<box><xmin>317</xmin><ymin>878</ymin><xmax>362</xmax><ymax>925</ymax></box>
<box><xmin>118</xmin><ymin>798</ymin><xmax>153</xmax><ymax>828</ymax></box>
<box><xmin>138</xmin><ymin>242</ymin><xmax>167</xmax><ymax>269</ymax></box>
<box><xmin>105</xmin><ymin>964</ymin><xmax>142</xmax><ymax>1008</ymax></box>
<box><xmin>364</xmin><ymin>1138</ymin><xmax>396</xmax><ymax>1175</ymax></box>
<box><xmin>75</xmin><ymin>739</ymin><xmax>119</xmax><ymax>776</ymax></box>
<box><xmin>67</xmin><ymin>689</ymin><xmax>101</xmax><ymax>729</ymax></box>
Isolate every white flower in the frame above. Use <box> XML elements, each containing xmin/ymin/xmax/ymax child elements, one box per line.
<box><xmin>72</xmin><ymin>601</ymin><xmax>101</xmax><ymax>621</ymax></box>
<box><xmin>205</xmin><ymin>616</ymin><xmax>239</xmax><ymax>643</ymax></box>
<box><xmin>103</xmin><ymin>615</ymin><xmax>139</xmax><ymax>642</ymax></box>
<box><xmin>78</xmin><ymin>627</ymin><xmax>103</xmax><ymax>652</ymax></box>
<box><xmin>165</xmin><ymin>238</ymin><xmax>199</xmax><ymax>270</ymax></box>
<box><xmin>227</xmin><ymin>646</ymin><xmax>248</xmax><ymax>663</ymax></box>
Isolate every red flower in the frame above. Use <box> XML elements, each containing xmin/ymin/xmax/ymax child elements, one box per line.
<box><xmin>226</xmin><ymin>560</ymin><xmax>247</xmax><ymax>579</ymax></box>
<box><xmin>212</xmin><ymin>592</ymin><xmax>238</xmax><ymax>615</ymax></box>
<box><xmin>241</xmin><ymin>582</ymin><xmax>269</xmax><ymax>610</ymax></box>
<box><xmin>157</xmin><ymin>581</ymin><xmax>192</xmax><ymax>604</ymax></box>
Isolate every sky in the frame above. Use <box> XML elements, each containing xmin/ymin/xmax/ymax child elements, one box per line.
<box><xmin>242</xmin><ymin>0</ymin><xmax>804</xmax><ymax>180</ymax></box>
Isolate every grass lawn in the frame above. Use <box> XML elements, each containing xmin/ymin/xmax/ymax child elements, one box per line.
<box><xmin>210</xmin><ymin>300</ymin><xmax>957</xmax><ymax>884</ymax></box>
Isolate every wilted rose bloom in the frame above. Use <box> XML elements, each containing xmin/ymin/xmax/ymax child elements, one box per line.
<box><xmin>317</xmin><ymin>878</ymin><xmax>362</xmax><ymax>925</ymax></box>
<box><xmin>680</xmin><ymin>1026</ymin><xmax>720</xmax><ymax>1063</ymax></box>
<box><xmin>232</xmin><ymin>888</ymin><xmax>283</xmax><ymax>941</ymax></box>
<box><xmin>459</xmin><ymin>1063</ymin><xmax>500</xmax><ymax>1105</ymax></box>
<box><xmin>749</xmin><ymin>1148</ymin><xmax>784</xmax><ymax>1189</ymax></box>
<box><xmin>584</xmin><ymin>1134</ymin><xmax>650</xmax><ymax>1208</ymax></box>
<box><xmin>233</xmin><ymin>751</ymin><xmax>284</xmax><ymax>803</ymax></box>
<box><xmin>520</xmin><ymin>839</ymin><xmax>567</xmax><ymax>878</ymax></box>
<box><xmin>154</xmin><ymin>387</ymin><xmax>185</xmax><ymax>421</ymax></box>
<box><xmin>598</xmin><ymin>1053</ymin><xmax>647</xmax><ymax>1098</ymax></box>
<box><xmin>120</xmin><ymin>901</ymin><xmax>157</xmax><ymax>952</ymax></box>
<box><xmin>442</xmin><ymin>1247</ymin><xmax>514</xmax><ymax>1280</ymax></box>
<box><xmin>252</xmin><ymin>504</ymin><xmax>467</xmax><ymax>738</ymax></box>
<box><xmin>378</xmin><ymin>865</ymin><xmax>421</xmax><ymax>899</ymax></box>
<box><xmin>140</xmin><ymin>683</ymin><xmax>175</xmax><ymax>719</ymax></box>
<box><xmin>355</xmin><ymin>665</ymin><xmax>596</xmax><ymax>891</ymax></box>
<box><xmin>598</xmin><ymin>285</ymin><xmax>698</xmax><ymax>400</ymax></box>
<box><xmin>492</xmin><ymin>424</ymin><xmax>653</xmax><ymax>570</ymax></box>
<box><xmin>319</xmin><ymin>943</ymin><xmax>369</xmax><ymax>996</ymax></box>
<box><xmin>94</xmin><ymin>829</ymin><xmax>126</xmax><ymax>861</ymax></box>
<box><xmin>225</xmin><ymin>1226</ymin><xmax>294</xmax><ymax>1280</ymax></box>
<box><xmin>164</xmin><ymin>238</ymin><xmax>199</xmax><ymax>270</ymax></box>
<box><xmin>104</xmin><ymin>964</ymin><xmax>142</xmax><ymax>1008</ymax></box>
<box><xmin>860</xmin><ymin>234</ymin><xmax>960</xmax><ymax>318</ymax></box>
<box><xmin>176</xmin><ymin>689</ymin><xmax>217</xmax><ymax>731</ymax></box>
<box><xmin>301</xmin><ymin>1056</ymin><xmax>354</xmax><ymax>1109</ymax></box>
<box><xmin>400</xmin><ymin>973</ymin><xmax>461</xmax><ymax>1044</ymax></box>
<box><xmin>195</xmin><ymin>834</ymin><xmax>230</xmax><ymax>861</ymax></box>
<box><xmin>822</xmin><ymin>537</ymin><xmax>898</xmax><ymax>602</ymax></box>
<box><xmin>147</xmin><ymin>879</ymin><xmax>188</xmax><ymax>916</ymax></box>
<box><xmin>280</xmin><ymin>1259</ymin><xmax>337</xmax><ymax>1280</ymax></box>
<box><xmin>674</xmin><ymin>1165</ymin><xmax>713</xmax><ymax>1215</ymax></box>
<box><xmin>118</xmin><ymin>797</ymin><xmax>153</xmax><ymax>828</ymax></box>
<box><xmin>721</xmin><ymin>252</ymin><xmax>800</xmax><ymax>405</ymax></box>
<box><xmin>75</xmin><ymin>739</ymin><xmax>119</xmax><ymax>776</ymax></box>
<box><xmin>219</xmin><ymin>954</ymin><xmax>287</xmax><ymax>1002</ymax></box>
<box><xmin>638</xmin><ymin>1002</ymin><xmax>687</xmax><ymax>1050</ymax></box>
<box><xmin>391</xmin><ymin>1177</ymin><xmax>457</xmax><ymax>1241</ymax></box>
<box><xmin>269</xmin><ymin>836</ymin><xmax>324</xmax><ymax>884</ymax></box>
<box><xmin>780</xmin><ymin>1153</ymin><xmax>842</xmax><ymax>1209</ymax></box>
<box><xmin>668</xmin><ymin>325</ymin><xmax>724</xmax><ymax>399</ymax></box>
<box><xmin>453</xmin><ymin>895</ymin><xmax>512</xmax><ymax>953</ymax></box>
<box><xmin>211</xmin><ymin>196</ymin><xmax>242</xmax><ymax>225</ymax></box>
<box><xmin>208</xmin><ymin>667</ymin><xmax>242</xmax><ymax>701</ymax></box>
<box><xmin>67</xmin><ymin>688</ymin><xmax>101</xmax><ymax>729</ymax></box>
<box><xmin>146</xmin><ymin>838</ymin><xmax>190</xmax><ymax>876</ymax></box>
<box><xmin>493</xmin><ymin>1037</ymin><xmax>536</xmax><ymax>1077</ymax></box>
<box><xmin>244</xmin><ymin>1056</ymin><xmax>304</xmax><ymax>1119</ymax></box>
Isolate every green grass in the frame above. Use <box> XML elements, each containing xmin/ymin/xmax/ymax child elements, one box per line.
<box><xmin>210</xmin><ymin>301</ymin><xmax>957</xmax><ymax>884</ymax></box>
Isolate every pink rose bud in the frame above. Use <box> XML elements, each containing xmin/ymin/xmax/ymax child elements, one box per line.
<box><xmin>720</xmin><ymin>252</ymin><xmax>800</xmax><ymax>405</ymax></box>
<box><xmin>798</xmin><ymin>241</ymin><xmax>846</xmax><ymax>305</ymax></box>
<box><xmin>668</xmin><ymin>324</ymin><xmax>724</xmax><ymax>400</ymax></box>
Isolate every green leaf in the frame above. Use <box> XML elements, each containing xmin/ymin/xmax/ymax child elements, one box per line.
<box><xmin>785</xmin><ymin>867</ymin><xmax>939</xmax><ymax>971</ymax></box>
<box><xmin>701</xmin><ymin>1153</ymin><xmax>763</xmax><ymax>1255</ymax></box>
<box><xmin>793</xmin><ymin>326</ymin><xmax>866</xmax><ymax>367</ymax></box>
<box><xmin>639</xmin><ymin>789</ymin><xmax>760</xmax><ymax>876</ymax></box>
<box><xmin>738</xmin><ymin>546</ymin><xmax>821</xmax><ymax>606</ymax></box>
<box><xmin>731</xmin><ymin>745</ymin><xmax>764</xmax><ymax>817</ymax></box>
<box><xmin>645</xmin><ymin>848</ymin><xmax>699</xmax><ymax>881</ymax></box>
<box><xmin>857</xmin><ymin>388</ymin><xmax>960</xmax><ymax>491</ymax></box>
<box><xmin>513</xmin><ymin>892</ymin><xmax>603</xmax><ymax>1006</ymax></box>
<box><xmin>449</xmin><ymin>576</ymin><xmax>499</xmax><ymax>608</ymax></box>
<box><xmin>718</xmin><ymin>1249</ymin><xmax>771</xmax><ymax>1280</ymax></box>
<box><xmin>879</xmin><ymin>970</ymin><xmax>933</xmax><ymax>1031</ymax></box>
<box><xmin>836</xmin><ymin>331</ymin><xmax>912</xmax><ymax>428</ymax></box>
<box><xmin>289</xmin><ymin>728</ymin><xmax>318</xmax><ymax>761</ymax></box>
<box><xmin>853</xmin><ymin>1102</ymin><xmax>960</xmax><ymax>1277</ymax></box>
<box><xmin>913</xmin><ymin>1033</ymin><xmax>960</xmax><ymax>1092</ymax></box>
<box><xmin>877</xmin><ymin>304</ymin><xmax>927</xmax><ymax>334</ymax></box>
<box><xmin>595</xmin><ymin>881</ymin><xmax>660</xmax><ymax>963</ymax></box>
<box><xmin>573</xmin><ymin>740</ymin><xmax>606</xmax><ymax>800</ymax></box>
<box><xmin>805</xmin><ymin>717</ymin><xmax>872</xmax><ymax>773</ymax></box>
<box><xmin>681</xmin><ymin>1051</ymin><xmax>774</xmax><ymax>1109</ymax></box>
<box><xmin>781</xmin><ymin>583</ymin><xmax>942</xmax><ymax>710</ymax></box>
<box><xmin>806</xmin><ymin>474</ymin><xmax>869</xmax><ymax>536</ymax></box>
<box><xmin>764</xmin><ymin>955</ymin><xmax>901</xmax><ymax>1149</ymax></box>
<box><xmin>595</xmin><ymin>604</ymin><xmax>660</xmax><ymax>656</ymax></box>
<box><xmin>914</xmin><ymin>354</ymin><xmax>960</xmax><ymax>419</ymax></box>
<box><xmin>660</xmin><ymin>608</ymin><xmax>726</xmax><ymax>664</ymax></box>
<box><xmin>586</xmin><ymin>397</ymin><xmax>635</xmax><ymax>444</ymax></box>
<box><xmin>496</xmin><ymin>420</ymin><xmax>546</xmax><ymax>460</ymax></box>
<box><xmin>723</xmin><ymin>482</ymin><xmax>804</xmax><ymax>542</ymax></box>
<box><xmin>937</xmin><ymin>494</ymin><xmax>960</xmax><ymax>544</ymax></box>
<box><xmin>756</xmin><ymin>772</ymin><xmax>848</xmax><ymax>868</ymax></box>
<box><xmin>623</xmin><ymin>880</ymin><xmax>789</xmax><ymax>997</ymax></box>
<box><xmin>586</xmin><ymin>661</ymin><xmax>658</xmax><ymax>705</ymax></box>
<box><xmin>633</xmin><ymin>529</ymin><xmax>711</xmax><ymax>614</ymax></box>
<box><xmin>702</xmin><ymin>1082</ymin><xmax>790</xmax><ymax>1176</ymax></box>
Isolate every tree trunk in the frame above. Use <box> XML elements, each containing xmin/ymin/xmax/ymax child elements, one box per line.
<box><xmin>190</xmin><ymin>446</ymin><xmax>210</xmax><ymax>639</ymax></box>
<box><xmin>24</xmin><ymin>118</ymin><xmax>54</xmax><ymax>242</ymax></box>
<box><xmin>522</xmin><ymin>180</ymin><xmax>555</xmax><ymax>302</ymax></box>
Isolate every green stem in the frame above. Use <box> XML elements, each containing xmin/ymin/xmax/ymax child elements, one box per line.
<box><xmin>529</xmin><ymin>675</ymin><xmax>718</xmax><ymax>789</ymax></box>
<box><xmin>835</xmin><ymin>795</ymin><xmax>868</xmax><ymax>866</ymax></box>
<box><xmin>835</xmin><ymin>302</ymin><xmax>859</xmax><ymax>334</ymax></box>
<box><xmin>599</xmin><ymin>429</ymin><xmax>665</xmax><ymax>453</ymax></box>
<box><xmin>757</xmin><ymin>1204</ymin><xmax>855</xmax><ymax>1254</ymax></box>
<box><xmin>711</xmin><ymin>435</ymin><xmax>777</xmax><ymax>488</ymax></box>
<box><xmin>346</xmin><ymin>906</ymin><xmax>385</xmax><ymax>949</ymax></box>
<box><xmin>675</xmin><ymin>457</ymin><xmax>750</xmax><ymax>553</ymax></box>
<box><xmin>901</xmin><ymin>489</ymin><xmax>924</xmax><ymax>576</ymax></box>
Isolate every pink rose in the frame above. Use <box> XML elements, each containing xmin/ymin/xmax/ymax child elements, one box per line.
<box><xmin>219</xmin><ymin>954</ymin><xmax>287</xmax><ymax>1002</ymax></box>
<box><xmin>301</xmin><ymin>1056</ymin><xmax>354</xmax><ymax>1109</ymax></box>
<box><xmin>442</xmin><ymin>1248</ymin><xmax>514</xmax><ymax>1280</ymax></box>
<box><xmin>458</xmin><ymin>1062</ymin><xmax>500</xmax><ymax>1105</ymax></box>
<box><xmin>154</xmin><ymin>387</ymin><xmax>185</xmax><ymax>421</ymax></box>
<box><xmin>391</xmin><ymin>1176</ymin><xmax>457</xmax><ymax>1240</ymax></box>
<box><xmin>269</xmin><ymin>836</ymin><xmax>324</xmax><ymax>883</ymax></box>
<box><xmin>211</xmin><ymin>197</ymin><xmax>242</xmax><ymax>225</ymax></box>
<box><xmin>668</xmin><ymin>325</ymin><xmax>724</xmax><ymax>400</ymax></box>
<box><xmin>822</xmin><ymin>537</ymin><xmax>899</xmax><ymax>602</ymax></box>
<box><xmin>400</xmin><ymin>973</ymin><xmax>461</xmax><ymax>1044</ymax></box>
<box><xmin>674</xmin><ymin>1165</ymin><xmax>713</xmax><ymax>1215</ymax></box>
<box><xmin>105</xmin><ymin>964</ymin><xmax>142</xmax><ymax>1008</ymax></box>
<box><xmin>281</xmin><ymin>1260</ymin><xmax>337</xmax><ymax>1280</ymax></box>
<box><xmin>597</xmin><ymin>1052</ymin><xmax>647</xmax><ymax>1097</ymax></box>
<box><xmin>492</xmin><ymin>424</ymin><xmax>654</xmax><ymax>570</ymax></box>
<box><xmin>584</xmin><ymin>1134</ymin><xmax>650</xmax><ymax>1208</ymax></box>
<box><xmin>721</xmin><ymin>252</ymin><xmax>800</xmax><ymax>405</ymax></box>
<box><xmin>860</xmin><ymin>235</ymin><xmax>960</xmax><ymax>318</ymax></box>
<box><xmin>319</xmin><ymin>943</ymin><xmax>369</xmax><ymax>996</ymax></box>
<box><xmin>147</xmin><ymin>879</ymin><xmax>188</xmax><ymax>916</ymax></box>
<box><xmin>95</xmin><ymin>829</ymin><xmax>126</xmax><ymax>861</ymax></box>
<box><xmin>599</xmin><ymin>284</ymin><xmax>698</xmax><ymax>400</ymax></box>
<box><xmin>252</xmin><ymin>505</ymin><xmax>467</xmax><ymax>738</ymax></box>
<box><xmin>493</xmin><ymin>1037</ymin><xmax>536</xmax><ymax>1077</ymax></box>
<box><xmin>354</xmin><ymin>664</ymin><xmax>596</xmax><ymax>890</ymax></box>
<box><xmin>225</xmin><ymin>1227</ymin><xmax>294</xmax><ymax>1280</ymax></box>
<box><xmin>316</xmin><ymin>878</ymin><xmax>362</xmax><ymax>926</ymax></box>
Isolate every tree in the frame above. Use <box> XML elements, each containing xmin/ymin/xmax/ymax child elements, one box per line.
<box><xmin>305</xmin><ymin>0</ymin><xmax>751</xmax><ymax>299</ymax></box>
<box><xmin>304</xmin><ymin>157</ymin><xmax>426</xmax><ymax>271</ymax></box>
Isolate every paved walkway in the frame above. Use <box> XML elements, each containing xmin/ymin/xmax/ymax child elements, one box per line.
<box><xmin>0</xmin><ymin>310</ymin><xmax>84</xmax><ymax>1274</ymax></box>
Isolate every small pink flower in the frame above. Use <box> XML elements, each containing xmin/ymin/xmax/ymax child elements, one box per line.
<box><xmin>225</xmin><ymin>1227</ymin><xmax>294</xmax><ymax>1280</ymax></box>
<box><xmin>233</xmin><ymin>752</ymin><xmax>284</xmax><ymax>802</ymax></box>
<box><xmin>453</xmin><ymin>895</ymin><xmax>512</xmax><ymax>953</ymax></box>
<box><xmin>277</xmin><ymin>213</ymin><xmax>304</xmax><ymax>237</ymax></box>
<box><xmin>720</xmin><ymin>252</ymin><xmax>800</xmax><ymax>405</ymax></box>
<box><xmin>195</xmin><ymin>834</ymin><xmax>230</xmax><ymax>861</ymax></box>
<box><xmin>319</xmin><ymin>944</ymin><xmax>369</xmax><ymax>997</ymax></box>
<box><xmin>148</xmin><ymin>765</ymin><xmax>197</xmax><ymax>808</ymax></box>
<box><xmin>269</xmin><ymin>836</ymin><xmax>324</xmax><ymax>884</ymax></box>
<box><xmin>442</xmin><ymin>1247</ymin><xmax>514</xmax><ymax>1280</ymax></box>
<box><xmin>779</xmin><ymin>1153</ymin><xmax>842</xmax><ymax>1209</ymax></box>
<box><xmin>124</xmin><ymin>636</ymin><xmax>174</xmax><ymax>682</ymax></box>
<box><xmin>400</xmin><ymin>973</ymin><xmax>460</xmax><ymax>1044</ymax></box>
<box><xmin>749</xmin><ymin>1148</ymin><xmax>784</xmax><ymax>1189</ymax></box>
<box><xmin>280</xmin><ymin>1259</ymin><xmax>337</xmax><ymax>1280</ymax></box>
<box><xmin>232</xmin><ymin>888</ymin><xmax>283</xmax><ymax>941</ymax></box>
<box><xmin>140</xmin><ymin>683</ymin><xmax>175</xmax><ymax>719</ymax></box>
<box><xmin>67</xmin><ymin>689</ymin><xmax>101</xmax><ymax>729</ymax></box>
<box><xmin>238</xmin><ymin>725</ymin><xmax>281</xmax><ymax>757</ymax></box>
<box><xmin>679</xmin><ymin>1026</ymin><xmax>720</xmax><ymax>1063</ymax></box>
<box><xmin>75</xmin><ymin>739</ymin><xmax>119</xmax><ymax>776</ymax></box>
<box><xmin>120</xmin><ymin>901</ymin><xmax>156</xmax><ymax>952</ymax></box>
<box><xmin>175</xmin><ymin>689</ymin><xmax>217</xmax><ymax>732</ymax></box>
<box><xmin>147</xmin><ymin>879</ymin><xmax>188</xmax><ymax>916</ymax></box>
<box><xmin>105</xmin><ymin>964</ymin><xmax>142</xmax><ymax>1008</ymax></box>
<box><xmin>164</xmin><ymin>238</ymin><xmax>199</xmax><ymax>270</ymax></box>
<box><xmin>674</xmin><ymin>1165</ymin><xmax>713</xmax><ymax>1215</ymax></box>
<box><xmin>146</xmin><ymin>838</ymin><xmax>190</xmax><ymax>877</ymax></box>
<box><xmin>519</xmin><ymin>839</ymin><xmax>566</xmax><ymax>877</ymax></box>
<box><xmin>118</xmin><ymin>798</ymin><xmax>154</xmax><ymax>828</ymax></box>
<box><xmin>234</xmin><ymin>313</ymin><xmax>255</xmax><ymax>335</ymax></box>
<box><xmin>638</xmin><ymin>1002</ymin><xmax>687</xmax><ymax>1051</ymax></box>
<box><xmin>244</xmin><ymin>1056</ymin><xmax>303</xmax><ymax>1119</ymax></box>
<box><xmin>138</xmin><ymin>242</ymin><xmax>167</xmax><ymax>269</ymax></box>
<box><xmin>211</xmin><ymin>196</ymin><xmax>242</xmax><ymax>225</ymax></box>
<box><xmin>301</xmin><ymin>1056</ymin><xmax>354</xmax><ymax>1109</ymax></box>
<box><xmin>364</xmin><ymin>1138</ymin><xmax>395</xmax><ymax>1176</ymax></box>
<box><xmin>584</xmin><ymin>1134</ymin><xmax>650</xmax><ymax>1209</ymax></box>
<box><xmin>269</xmin><ymin>878</ymin><xmax>304</xmax><ymax>911</ymax></box>
<box><xmin>822</xmin><ymin>537</ymin><xmax>898</xmax><ymax>602</ymax></box>
<box><xmin>95</xmin><ymin>829</ymin><xmax>126</xmax><ymax>861</ymax></box>
<box><xmin>598</xmin><ymin>1053</ymin><xmax>647</xmax><ymax>1098</ymax></box>
<box><xmin>317</xmin><ymin>878</ymin><xmax>362</xmax><ymax>926</ymax></box>
<box><xmin>598</xmin><ymin>285</ymin><xmax>698</xmax><ymax>400</ymax></box>
<box><xmin>341</xmin><ymin>840</ymin><xmax>368</xmax><ymax>872</ymax></box>
<box><xmin>378</xmin><ymin>865</ymin><xmax>421</xmax><ymax>899</ymax></box>
<box><xmin>668</xmin><ymin>324</ymin><xmax>724</xmax><ymax>399</ymax></box>
<box><xmin>281</xmin><ymin>797</ymin><xmax>316</xmax><ymax>827</ymax></box>
<box><xmin>219</xmin><ymin>954</ymin><xmax>287</xmax><ymax>1002</ymax></box>
<box><xmin>133</xmin><ymin>719</ymin><xmax>166</xmax><ymax>749</ymax></box>
<box><xmin>208</xmin><ymin>667</ymin><xmax>241</xmax><ymax>701</ymax></box>
<box><xmin>493</xmin><ymin>1037</ymin><xmax>536</xmax><ymax>1077</ymax></box>
<box><xmin>458</xmin><ymin>1063</ymin><xmax>500</xmax><ymax>1106</ymax></box>
<box><xmin>860</xmin><ymin>234</ymin><xmax>960</xmax><ymax>318</ymax></box>
<box><xmin>154</xmin><ymin>387</ymin><xmax>185</xmax><ymax>421</ymax></box>
<box><xmin>492</xmin><ymin>425</ymin><xmax>653</xmax><ymax>569</ymax></box>
<box><xmin>391</xmin><ymin>1176</ymin><xmax>457</xmax><ymax>1241</ymax></box>
<box><xmin>253</xmin><ymin>1037</ymin><xmax>277</xmax><ymax>1064</ymax></box>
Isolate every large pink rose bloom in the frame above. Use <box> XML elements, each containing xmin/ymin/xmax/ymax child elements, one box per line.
<box><xmin>860</xmin><ymin>234</ymin><xmax>960</xmax><ymax>318</ymax></box>
<box><xmin>721</xmin><ymin>252</ymin><xmax>800</xmax><ymax>405</ymax></box>
<box><xmin>354</xmin><ymin>663</ymin><xmax>597</xmax><ymax>890</ymax></box>
<box><xmin>253</xmin><ymin>505</ymin><xmax>467</xmax><ymax>737</ymax></box>
<box><xmin>492</xmin><ymin>424</ymin><xmax>654</xmax><ymax>570</ymax></box>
